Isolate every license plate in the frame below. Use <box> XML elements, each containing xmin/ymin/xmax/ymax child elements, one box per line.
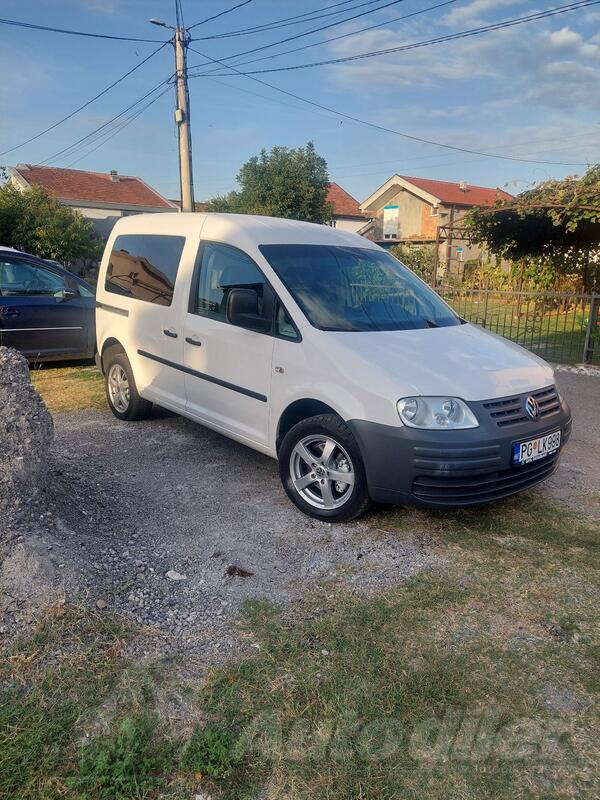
<box><xmin>512</xmin><ymin>430</ymin><xmax>561</xmax><ymax>466</ymax></box>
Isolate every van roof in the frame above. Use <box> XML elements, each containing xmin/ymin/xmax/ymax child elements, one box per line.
<box><xmin>110</xmin><ymin>212</ymin><xmax>380</xmax><ymax>250</ymax></box>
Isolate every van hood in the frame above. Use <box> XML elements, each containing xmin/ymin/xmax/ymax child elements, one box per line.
<box><xmin>325</xmin><ymin>322</ymin><xmax>554</xmax><ymax>401</ymax></box>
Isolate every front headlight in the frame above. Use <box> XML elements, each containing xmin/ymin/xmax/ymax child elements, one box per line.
<box><xmin>397</xmin><ymin>397</ymin><xmax>479</xmax><ymax>429</ymax></box>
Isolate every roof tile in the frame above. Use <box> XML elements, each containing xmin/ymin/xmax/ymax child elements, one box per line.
<box><xmin>13</xmin><ymin>164</ymin><xmax>174</xmax><ymax>209</ymax></box>
<box><xmin>326</xmin><ymin>182</ymin><xmax>368</xmax><ymax>218</ymax></box>
<box><xmin>399</xmin><ymin>175</ymin><xmax>513</xmax><ymax>206</ymax></box>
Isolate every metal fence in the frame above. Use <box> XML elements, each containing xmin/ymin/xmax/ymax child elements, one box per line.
<box><xmin>434</xmin><ymin>287</ymin><xmax>600</xmax><ymax>366</ymax></box>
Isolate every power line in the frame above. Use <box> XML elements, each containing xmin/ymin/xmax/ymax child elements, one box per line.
<box><xmin>194</xmin><ymin>0</ymin><xmax>384</xmax><ymax>39</ymax></box>
<box><xmin>0</xmin><ymin>16</ymin><xmax>166</xmax><ymax>42</ymax></box>
<box><xmin>187</xmin><ymin>46</ymin><xmax>589</xmax><ymax>166</ymax></box>
<box><xmin>200</xmin><ymin>0</ymin><xmax>457</xmax><ymax>74</ymax></box>
<box><xmin>64</xmin><ymin>87</ymin><xmax>171</xmax><ymax>168</ymax></box>
<box><xmin>190</xmin><ymin>0</ymin><xmax>407</xmax><ymax>62</ymax></box>
<box><xmin>188</xmin><ymin>0</ymin><xmax>255</xmax><ymax>31</ymax></box>
<box><xmin>0</xmin><ymin>42</ymin><xmax>170</xmax><ymax>157</ymax></box>
<box><xmin>190</xmin><ymin>0</ymin><xmax>600</xmax><ymax>75</ymax></box>
<box><xmin>38</xmin><ymin>77</ymin><xmax>173</xmax><ymax>166</ymax></box>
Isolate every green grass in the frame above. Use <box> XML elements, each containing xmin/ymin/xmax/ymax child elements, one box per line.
<box><xmin>1</xmin><ymin>496</ymin><xmax>599</xmax><ymax>799</ymax></box>
<box><xmin>30</xmin><ymin>365</ymin><xmax>106</xmax><ymax>412</ymax></box>
<box><xmin>440</xmin><ymin>294</ymin><xmax>599</xmax><ymax>365</ymax></box>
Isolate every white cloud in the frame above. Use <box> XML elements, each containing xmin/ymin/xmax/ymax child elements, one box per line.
<box><xmin>328</xmin><ymin>21</ymin><xmax>600</xmax><ymax>111</ymax></box>
<box><xmin>442</xmin><ymin>0</ymin><xmax>526</xmax><ymax>27</ymax></box>
<box><xmin>549</xmin><ymin>26</ymin><xmax>582</xmax><ymax>48</ymax></box>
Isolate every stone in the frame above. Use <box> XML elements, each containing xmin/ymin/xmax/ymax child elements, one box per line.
<box><xmin>166</xmin><ymin>570</ymin><xmax>187</xmax><ymax>581</ymax></box>
<box><xmin>0</xmin><ymin>347</ymin><xmax>53</xmax><ymax>532</ymax></box>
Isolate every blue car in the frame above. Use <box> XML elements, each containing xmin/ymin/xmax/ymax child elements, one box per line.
<box><xmin>0</xmin><ymin>247</ymin><xmax>96</xmax><ymax>362</ymax></box>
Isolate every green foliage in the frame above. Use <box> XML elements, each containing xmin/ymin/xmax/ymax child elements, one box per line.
<box><xmin>181</xmin><ymin>726</ymin><xmax>235</xmax><ymax>780</ymax></box>
<box><xmin>68</xmin><ymin>714</ymin><xmax>172</xmax><ymax>799</ymax></box>
<box><xmin>466</xmin><ymin>165</ymin><xmax>600</xmax><ymax>291</ymax></box>
<box><xmin>388</xmin><ymin>243</ymin><xmax>437</xmax><ymax>283</ymax></box>
<box><xmin>207</xmin><ymin>141</ymin><xmax>332</xmax><ymax>223</ymax></box>
<box><xmin>0</xmin><ymin>181</ymin><xmax>102</xmax><ymax>265</ymax></box>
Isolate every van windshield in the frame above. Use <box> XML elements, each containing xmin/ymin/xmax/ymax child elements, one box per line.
<box><xmin>259</xmin><ymin>244</ymin><xmax>462</xmax><ymax>332</ymax></box>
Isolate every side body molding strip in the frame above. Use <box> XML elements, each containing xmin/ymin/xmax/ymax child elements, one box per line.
<box><xmin>137</xmin><ymin>349</ymin><xmax>268</xmax><ymax>403</ymax></box>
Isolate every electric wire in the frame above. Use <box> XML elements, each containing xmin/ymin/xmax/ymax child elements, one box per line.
<box><xmin>0</xmin><ymin>42</ymin><xmax>170</xmax><ymax>157</ymax></box>
<box><xmin>199</xmin><ymin>0</ymin><xmax>457</xmax><ymax>74</ymax></box>
<box><xmin>0</xmin><ymin>16</ymin><xmax>166</xmax><ymax>42</ymax></box>
<box><xmin>37</xmin><ymin>76</ymin><xmax>174</xmax><ymax>166</ymax></box>
<box><xmin>188</xmin><ymin>0</ymin><xmax>255</xmax><ymax>31</ymax></box>
<box><xmin>193</xmin><ymin>0</ymin><xmax>385</xmax><ymax>38</ymax></box>
<box><xmin>189</xmin><ymin>0</ymin><xmax>408</xmax><ymax>61</ymax></box>
<box><xmin>187</xmin><ymin>46</ymin><xmax>588</xmax><ymax>166</ymax></box>
<box><xmin>189</xmin><ymin>0</ymin><xmax>600</xmax><ymax>75</ymax></box>
<box><xmin>64</xmin><ymin>87</ymin><xmax>171</xmax><ymax>168</ymax></box>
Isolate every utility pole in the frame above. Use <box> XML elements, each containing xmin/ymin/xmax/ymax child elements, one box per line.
<box><xmin>150</xmin><ymin>16</ymin><xmax>195</xmax><ymax>212</ymax></box>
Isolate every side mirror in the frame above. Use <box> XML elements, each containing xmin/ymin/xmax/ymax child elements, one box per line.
<box><xmin>226</xmin><ymin>287</ymin><xmax>272</xmax><ymax>333</ymax></box>
<box><xmin>54</xmin><ymin>288</ymin><xmax>77</xmax><ymax>302</ymax></box>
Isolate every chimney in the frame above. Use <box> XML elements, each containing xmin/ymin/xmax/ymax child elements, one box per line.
<box><xmin>459</xmin><ymin>180</ymin><xmax>467</xmax><ymax>192</ymax></box>
<box><xmin>110</xmin><ymin>169</ymin><xmax>119</xmax><ymax>182</ymax></box>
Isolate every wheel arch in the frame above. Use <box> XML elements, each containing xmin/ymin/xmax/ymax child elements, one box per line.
<box><xmin>276</xmin><ymin>398</ymin><xmax>343</xmax><ymax>453</ymax></box>
<box><xmin>99</xmin><ymin>337</ymin><xmax>126</xmax><ymax>374</ymax></box>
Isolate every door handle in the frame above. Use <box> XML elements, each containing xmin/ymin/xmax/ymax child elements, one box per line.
<box><xmin>185</xmin><ymin>336</ymin><xmax>202</xmax><ymax>346</ymax></box>
<box><xmin>163</xmin><ymin>328</ymin><xmax>178</xmax><ymax>338</ymax></box>
<box><xmin>2</xmin><ymin>309</ymin><xmax>21</xmax><ymax>318</ymax></box>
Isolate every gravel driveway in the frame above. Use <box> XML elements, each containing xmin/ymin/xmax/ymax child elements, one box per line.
<box><xmin>16</xmin><ymin>368</ymin><xmax>599</xmax><ymax>661</ymax></box>
<box><xmin>40</xmin><ymin>408</ymin><xmax>440</xmax><ymax>660</ymax></box>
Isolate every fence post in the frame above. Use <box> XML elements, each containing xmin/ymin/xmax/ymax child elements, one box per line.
<box><xmin>583</xmin><ymin>294</ymin><xmax>599</xmax><ymax>364</ymax></box>
<box><xmin>481</xmin><ymin>276</ymin><xmax>490</xmax><ymax>328</ymax></box>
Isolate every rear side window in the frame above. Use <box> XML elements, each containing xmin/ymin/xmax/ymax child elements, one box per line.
<box><xmin>105</xmin><ymin>234</ymin><xmax>185</xmax><ymax>306</ymax></box>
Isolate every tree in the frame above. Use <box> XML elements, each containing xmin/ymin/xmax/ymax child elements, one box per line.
<box><xmin>207</xmin><ymin>142</ymin><xmax>332</xmax><ymax>223</ymax></box>
<box><xmin>389</xmin><ymin>243</ymin><xmax>437</xmax><ymax>284</ymax></box>
<box><xmin>466</xmin><ymin>165</ymin><xmax>600</xmax><ymax>292</ymax></box>
<box><xmin>0</xmin><ymin>181</ymin><xmax>102</xmax><ymax>265</ymax></box>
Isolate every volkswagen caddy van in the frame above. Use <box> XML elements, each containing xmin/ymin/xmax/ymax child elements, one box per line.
<box><xmin>95</xmin><ymin>213</ymin><xmax>571</xmax><ymax>522</ymax></box>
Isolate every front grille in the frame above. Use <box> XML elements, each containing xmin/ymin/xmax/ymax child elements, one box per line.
<box><xmin>483</xmin><ymin>385</ymin><xmax>560</xmax><ymax>428</ymax></box>
<box><xmin>412</xmin><ymin>452</ymin><xmax>559</xmax><ymax>505</ymax></box>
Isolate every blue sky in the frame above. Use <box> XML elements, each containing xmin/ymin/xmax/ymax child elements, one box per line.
<box><xmin>1</xmin><ymin>0</ymin><xmax>599</xmax><ymax>204</ymax></box>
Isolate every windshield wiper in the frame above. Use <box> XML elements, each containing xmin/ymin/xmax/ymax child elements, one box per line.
<box><xmin>424</xmin><ymin>319</ymin><xmax>439</xmax><ymax>328</ymax></box>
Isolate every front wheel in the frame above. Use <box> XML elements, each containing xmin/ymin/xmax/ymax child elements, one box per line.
<box><xmin>278</xmin><ymin>414</ymin><xmax>372</xmax><ymax>522</ymax></box>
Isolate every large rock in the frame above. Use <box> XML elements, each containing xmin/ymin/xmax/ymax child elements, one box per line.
<box><xmin>0</xmin><ymin>347</ymin><xmax>54</xmax><ymax>524</ymax></box>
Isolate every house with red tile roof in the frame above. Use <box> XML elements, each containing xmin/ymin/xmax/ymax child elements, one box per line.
<box><xmin>10</xmin><ymin>164</ymin><xmax>177</xmax><ymax>238</ymax></box>
<box><xmin>325</xmin><ymin>182</ymin><xmax>370</xmax><ymax>234</ymax></box>
<box><xmin>359</xmin><ymin>174</ymin><xmax>513</xmax><ymax>277</ymax></box>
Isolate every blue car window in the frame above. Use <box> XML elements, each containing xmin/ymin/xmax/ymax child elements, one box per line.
<box><xmin>0</xmin><ymin>259</ymin><xmax>65</xmax><ymax>297</ymax></box>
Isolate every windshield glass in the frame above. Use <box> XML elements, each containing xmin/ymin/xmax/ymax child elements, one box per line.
<box><xmin>259</xmin><ymin>244</ymin><xmax>461</xmax><ymax>332</ymax></box>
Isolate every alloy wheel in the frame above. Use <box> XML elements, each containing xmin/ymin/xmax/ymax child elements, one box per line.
<box><xmin>107</xmin><ymin>363</ymin><xmax>130</xmax><ymax>414</ymax></box>
<box><xmin>289</xmin><ymin>434</ymin><xmax>355</xmax><ymax>510</ymax></box>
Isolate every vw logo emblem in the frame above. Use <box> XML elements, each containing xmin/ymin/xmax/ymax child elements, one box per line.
<box><xmin>525</xmin><ymin>396</ymin><xmax>540</xmax><ymax>419</ymax></box>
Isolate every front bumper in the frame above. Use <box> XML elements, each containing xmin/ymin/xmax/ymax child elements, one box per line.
<box><xmin>348</xmin><ymin>385</ymin><xmax>572</xmax><ymax>507</ymax></box>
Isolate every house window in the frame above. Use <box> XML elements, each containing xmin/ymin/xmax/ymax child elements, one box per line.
<box><xmin>430</xmin><ymin>205</ymin><xmax>439</xmax><ymax>217</ymax></box>
<box><xmin>382</xmin><ymin>204</ymin><xmax>399</xmax><ymax>239</ymax></box>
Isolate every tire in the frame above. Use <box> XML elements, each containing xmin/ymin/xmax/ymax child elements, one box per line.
<box><xmin>278</xmin><ymin>413</ymin><xmax>372</xmax><ymax>522</ymax></box>
<box><xmin>104</xmin><ymin>349</ymin><xmax>152</xmax><ymax>421</ymax></box>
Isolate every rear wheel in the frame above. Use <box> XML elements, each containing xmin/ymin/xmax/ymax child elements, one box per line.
<box><xmin>279</xmin><ymin>414</ymin><xmax>371</xmax><ymax>522</ymax></box>
<box><xmin>104</xmin><ymin>350</ymin><xmax>152</xmax><ymax>421</ymax></box>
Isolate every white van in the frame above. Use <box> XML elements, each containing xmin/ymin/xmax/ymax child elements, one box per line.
<box><xmin>95</xmin><ymin>213</ymin><xmax>571</xmax><ymax>521</ymax></box>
